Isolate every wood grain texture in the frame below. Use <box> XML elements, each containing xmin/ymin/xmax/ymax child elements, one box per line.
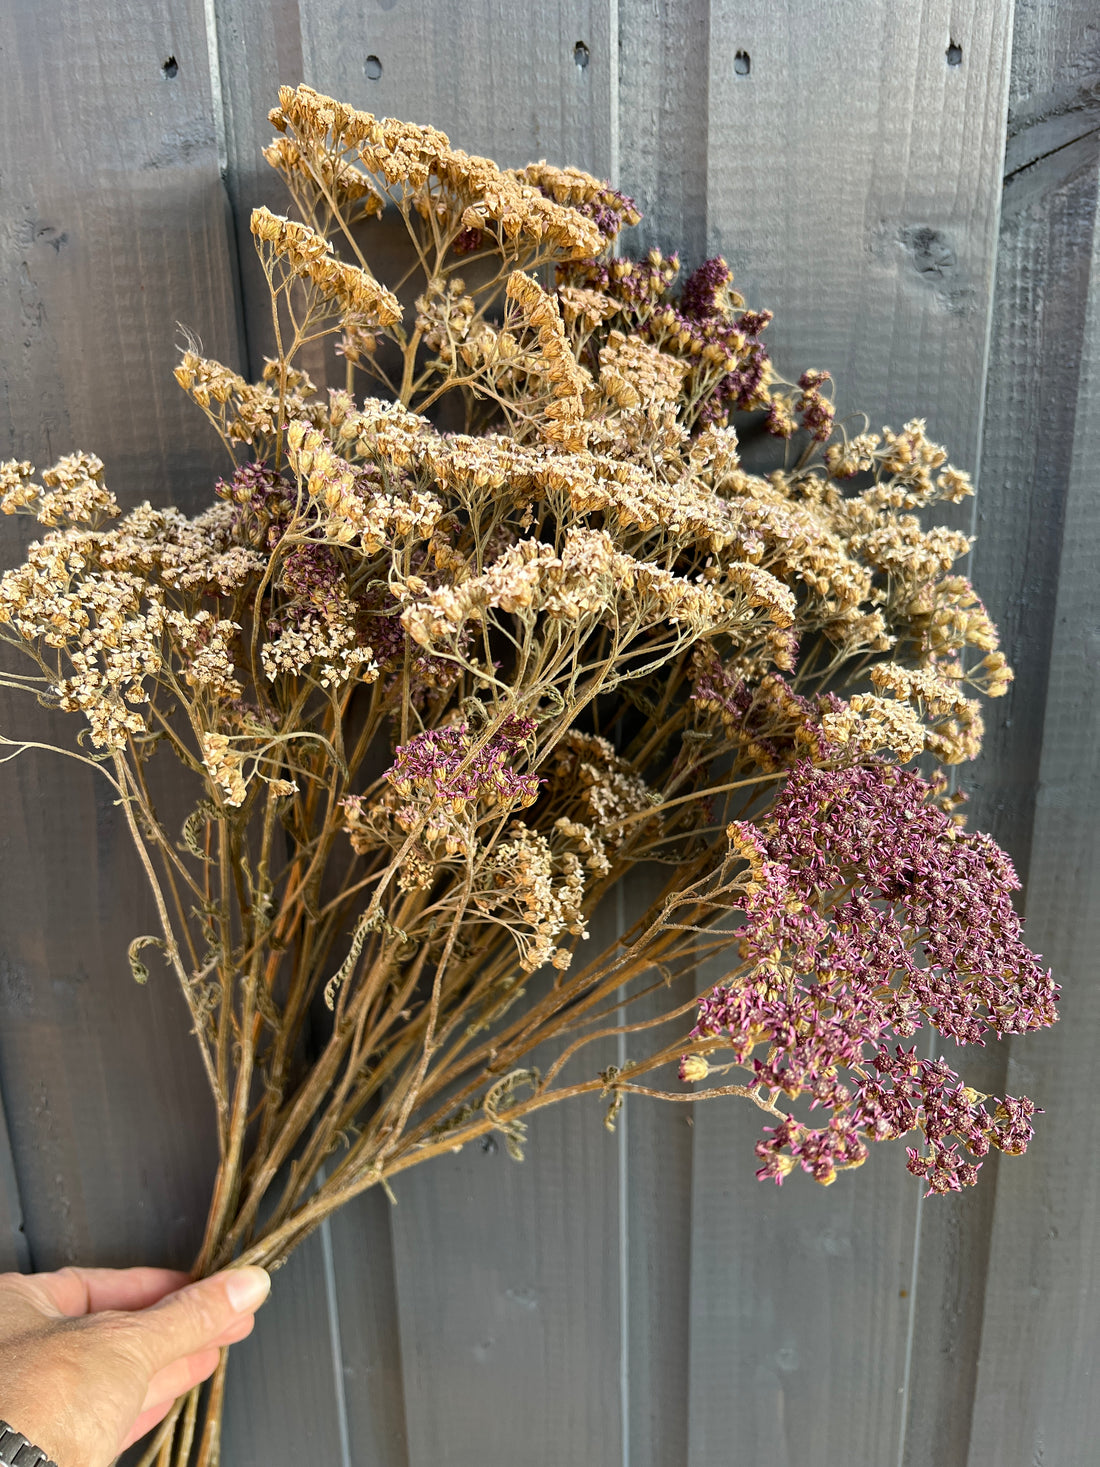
<box><xmin>705</xmin><ymin>1</ymin><xmax>1013</xmax><ymax>479</ymax></box>
<box><xmin>963</xmin><ymin>120</ymin><xmax>1100</xmax><ymax>1467</ymax></box>
<box><xmin>904</xmin><ymin>6</ymin><xmax>1100</xmax><ymax>1461</ymax></box>
<box><xmin>618</xmin><ymin>0</ymin><xmax>711</xmax><ymax>268</ymax></box>
<box><xmin>622</xmin><ymin>868</ymin><xmax>694</xmax><ymax>1467</ymax></box>
<box><xmin>0</xmin><ymin>5</ymin><xmax>348</xmax><ymax>1464</ymax></box>
<box><xmin>211</xmin><ymin>0</ymin><xmax>307</xmax><ymax>377</ymax></box>
<box><xmin>325</xmin><ymin>1186</ymin><xmax>411</xmax><ymax>1466</ymax></box>
<box><xmin>220</xmin><ymin>1225</ymin><xmax>350</xmax><ymax>1467</ymax></box>
<box><xmin>0</xmin><ymin>0</ymin><xmax>240</xmax><ymax>1274</ymax></box>
<box><xmin>688</xmin><ymin>7</ymin><xmax>1016</xmax><ymax>1465</ymax></box>
<box><xmin>0</xmin><ymin>1090</ymin><xmax>29</xmax><ymax>1274</ymax></box>
<box><xmin>387</xmin><ymin>1071</ymin><xmax>622</xmax><ymax>1467</ymax></box>
<box><xmin>284</xmin><ymin>8</ymin><xmax>623</xmax><ymax>1464</ymax></box>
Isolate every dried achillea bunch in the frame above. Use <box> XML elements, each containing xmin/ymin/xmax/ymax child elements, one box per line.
<box><xmin>0</xmin><ymin>82</ymin><xmax>1054</xmax><ymax>1467</ymax></box>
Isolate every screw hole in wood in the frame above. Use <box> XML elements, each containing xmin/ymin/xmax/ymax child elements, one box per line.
<box><xmin>574</xmin><ymin>41</ymin><xmax>590</xmax><ymax>70</ymax></box>
<box><xmin>364</xmin><ymin>54</ymin><xmax>383</xmax><ymax>81</ymax></box>
<box><xmin>946</xmin><ymin>41</ymin><xmax>962</xmax><ymax>66</ymax></box>
<box><xmin>734</xmin><ymin>50</ymin><xmax>751</xmax><ymax>77</ymax></box>
<box><xmin>162</xmin><ymin>56</ymin><xmax>178</xmax><ymax>79</ymax></box>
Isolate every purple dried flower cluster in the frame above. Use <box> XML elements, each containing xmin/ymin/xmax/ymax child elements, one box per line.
<box><xmin>690</xmin><ymin>760</ymin><xmax>1058</xmax><ymax>1193</ymax></box>
<box><xmin>215</xmin><ymin>461</ymin><xmax>293</xmax><ymax>548</ymax></box>
<box><xmin>278</xmin><ymin>543</ymin><xmax>344</xmax><ymax>605</ymax></box>
<box><xmin>572</xmin><ymin>186</ymin><xmax>641</xmax><ymax>243</ymax></box>
<box><xmin>690</xmin><ymin>655</ymin><xmax>840</xmax><ymax>770</ymax></box>
<box><xmin>794</xmin><ymin>369</ymin><xmax>836</xmax><ymax>443</ymax></box>
<box><xmin>679</xmin><ymin>255</ymin><xmax>734</xmax><ymax>320</ymax></box>
<box><xmin>388</xmin><ymin>714</ymin><xmax>541</xmax><ymax>812</ymax></box>
<box><xmin>564</xmin><ymin>252</ymin><xmax>777</xmax><ymax>424</ymax></box>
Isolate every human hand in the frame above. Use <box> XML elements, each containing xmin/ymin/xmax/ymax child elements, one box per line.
<box><xmin>0</xmin><ymin>1264</ymin><xmax>271</xmax><ymax>1467</ymax></box>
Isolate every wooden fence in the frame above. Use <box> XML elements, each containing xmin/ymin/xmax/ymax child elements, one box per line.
<box><xmin>1</xmin><ymin>1</ymin><xmax>1097</xmax><ymax>1462</ymax></box>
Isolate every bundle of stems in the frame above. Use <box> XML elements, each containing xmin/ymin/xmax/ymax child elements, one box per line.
<box><xmin>0</xmin><ymin>84</ymin><xmax>1056</xmax><ymax>1467</ymax></box>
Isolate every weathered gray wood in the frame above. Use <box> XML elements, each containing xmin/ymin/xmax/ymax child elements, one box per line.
<box><xmin>221</xmin><ymin>1225</ymin><xmax>351</xmax><ymax>1467</ymax></box>
<box><xmin>326</xmin><ymin>1185</ymin><xmax>410</xmax><ymax>1465</ymax></box>
<box><xmin>0</xmin><ymin>1089</ymin><xmax>29</xmax><ymax>1274</ymax></box>
<box><xmin>0</xmin><ymin>0</ymin><xmax>240</xmax><ymax>1272</ymax></box>
<box><xmin>903</xmin><ymin>5</ymin><xmax>1100</xmax><ymax>1461</ymax></box>
<box><xmin>387</xmin><ymin>1072</ymin><xmax>622</xmax><ymax>1467</ymax></box>
<box><xmin>0</xmin><ymin>5</ymin><xmax>347</xmax><ymax>1464</ymax></box>
<box><xmin>622</xmin><ymin>872</ymin><xmax>695</xmax><ymax>1467</ymax></box>
<box><xmin>619</xmin><ymin>0</ymin><xmax>712</xmax><ymax>268</ymax></box>
<box><xmin>211</xmin><ymin>0</ymin><xmax>307</xmax><ymax>379</ymax></box>
<box><xmin>271</xmin><ymin>9</ymin><xmax>625</xmax><ymax>1464</ymax></box>
<box><xmin>962</xmin><ymin>123</ymin><xmax>1100</xmax><ymax>1467</ymax></box>
<box><xmin>687</xmin><ymin>7</ymin><xmax>1016</xmax><ymax>1465</ymax></box>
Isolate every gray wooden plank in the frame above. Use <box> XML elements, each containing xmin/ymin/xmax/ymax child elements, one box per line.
<box><xmin>903</xmin><ymin>5</ymin><xmax>1100</xmax><ymax>1461</ymax></box>
<box><xmin>0</xmin><ymin>3</ymin><xmax>347</xmax><ymax>1463</ymax></box>
<box><xmin>0</xmin><ymin>0</ymin><xmax>239</xmax><ymax>1275</ymax></box>
<box><xmin>386</xmin><ymin>1047</ymin><xmax>622</xmax><ymax>1467</ymax></box>
<box><xmin>221</xmin><ymin>1226</ymin><xmax>350</xmax><ymax>1467</ymax></box>
<box><xmin>616</xmin><ymin>9</ymin><xmax>715</xmax><ymax>1454</ymax></box>
<box><xmin>0</xmin><ymin>1086</ymin><xmax>29</xmax><ymax>1274</ymax></box>
<box><xmin>210</xmin><ymin>0</ymin><xmax>307</xmax><ymax>379</ymax></box>
<box><xmin>278</xmin><ymin>8</ymin><xmax>624</xmax><ymax>1464</ymax></box>
<box><xmin>618</xmin><ymin>0</ymin><xmax>711</xmax><ymax>269</ymax></box>
<box><xmin>326</xmin><ymin>1187</ymin><xmax>410</xmax><ymax>1467</ymax></box>
<box><xmin>622</xmin><ymin>868</ymin><xmax>695</xmax><ymax>1467</ymax></box>
<box><xmin>963</xmin><ymin>121</ymin><xmax>1100</xmax><ymax>1467</ymax></box>
<box><xmin>687</xmin><ymin>7</ymin><xmax>1016</xmax><ymax>1465</ymax></box>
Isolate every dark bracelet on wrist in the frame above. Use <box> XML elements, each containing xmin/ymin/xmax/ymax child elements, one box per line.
<box><xmin>0</xmin><ymin>1421</ymin><xmax>59</xmax><ymax>1467</ymax></box>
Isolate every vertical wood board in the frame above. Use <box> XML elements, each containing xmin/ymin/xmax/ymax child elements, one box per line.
<box><xmin>705</xmin><ymin>1</ymin><xmax>1014</xmax><ymax>478</ymax></box>
<box><xmin>0</xmin><ymin>0</ymin><xmax>241</xmax><ymax>1274</ymax></box>
<box><xmin>0</xmin><ymin>4</ymin><xmax>349</xmax><ymax>1465</ymax></box>
<box><xmin>904</xmin><ymin>3</ymin><xmax>1100</xmax><ymax>1459</ymax></box>
<box><xmin>688</xmin><ymin>7</ymin><xmax>1016</xmax><ymax>1466</ymax></box>
<box><xmin>286</xmin><ymin>6</ymin><xmax>624</xmax><ymax>1464</ymax></box>
<box><xmin>964</xmin><ymin>140</ymin><xmax>1100</xmax><ymax>1467</ymax></box>
<box><xmin>618</xmin><ymin>0</ymin><xmax>712</xmax><ymax>269</ymax></box>
<box><xmin>0</xmin><ymin>1089</ymin><xmax>28</xmax><ymax>1274</ymax></box>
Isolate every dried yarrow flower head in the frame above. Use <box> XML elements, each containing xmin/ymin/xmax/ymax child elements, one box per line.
<box><xmin>689</xmin><ymin>762</ymin><xmax>1055</xmax><ymax>1192</ymax></box>
<box><xmin>0</xmin><ymin>79</ymin><xmax>1056</xmax><ymax>1467</ymax></box>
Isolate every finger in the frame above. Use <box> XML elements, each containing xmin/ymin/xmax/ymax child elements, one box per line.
<box><xmin>31</xmin><ymin>1266</ymin><xmax>192</xmax><ymax>1318</ymax></box>
<box><xmin>139</xmin><ymin>1346</ymin><xmax>221</xmax><ymax>1415</ymax></box>
<box><xmin>138</xmin><ymin>1315</ymin><xmax>254</xmax><ymax>1415</ymax></box>
<box><xmin>209</xmin><ymin>1311</ymin><xmax>257</xmax><ymax>1350</ymax></box>
<box><xmin>120</xmin><ymin>1400</ymin><xmax>182</xmax><ymax>1454</ymax></box>
<box><xmin>129</xmin><ymin>1267</ymin><xmax>271</xmax><ymax>1373</ymax></box>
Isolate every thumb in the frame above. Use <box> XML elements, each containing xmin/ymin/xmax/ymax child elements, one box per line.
<box><xmin>127</xmin><ymin>1267</ymin><xmax>271</xmax><ymax>1374</ymax></box>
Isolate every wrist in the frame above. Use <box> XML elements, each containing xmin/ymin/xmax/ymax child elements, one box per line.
<box><xmin>0</xmin><ymin>1420</ymin><xmax>60</xmax><ymax>1467</ymax></box>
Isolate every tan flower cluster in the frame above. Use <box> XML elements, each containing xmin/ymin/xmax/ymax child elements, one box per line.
<box><xmin>0</xmin><ymin>542</ymin><xmax>171</xmax><ymax>748</ymax></box>
<box><xmin>547</xmin><ymin>732</ymin><xmax>660</xmax><ymax>850</ymax></box>
<box><xmin>269</xmin><ymin>84</ymin><xmax>607</xmax><ymax>260</ymax></box>
<box><xmin>0</xmin><ymin>452</ymin><xmax>121</xmax><ymax>527</ymax></box>
<box><xmin>399</xmin><ymin>527</ymin><xmax>776</xmax><ymax>648</ymax></box>
<box><xmin>557</xmin><ymin>286</ymin><xmax>618</xmax><ymax>331</ymax></box>
<box><xmin>514</xmin><ymin>160</ymin><xmax>641</xmax><ymax>231</ymax></box>
<box><xmin>597</xmin><ymin>330</ymin><xmax>689</xmax><ymax>409</ymax></box>
<box><xmin>821</xmin><ymin>695</ymin><xmax>927</xmax><ymax>764</ymax></box>
<box><xmin>476</xmin><ymin>822</ymin><xmax>589</xmax><ymax>973</ymax></box>
<box><xmin>262</xmin><ymin>600</ymin><xmax>378</xmax><ymax>689</ymax></box>
<box><xmin>262</xmin><ymin>135</ymin><xmax>385</xmax><ymax>217</ymax></box>
<box><xmin>165</xmin><ymin>610</ymin><xmax>243</xmax><ymax>700</ymax></box>
<box><xmin>285</xmin><ymin>419</ymin><xmax>443</xmax><ymax>547</ymax></box>
<box><xmin>506</xmin><ymin>272</ymin><xmax>592</xmax><ymax>450</ymax></box>
<box><xmin>200</xmin><ymin>731</ymin><xmax>249</xmax><ymax>807</ymax></box>
<box><xmin>251</xmin><ymin>206</ymin><xmax>401</xmax><ymax>326</ymax></box>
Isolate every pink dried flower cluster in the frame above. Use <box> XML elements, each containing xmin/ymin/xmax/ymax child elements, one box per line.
<box><xmin>690</xmin><ymin>761</ymin><xmax>1057</xmax><ymax>1191</ymax></box>
<box><xmin>387</xmin><ymin>714</ymin><xmax>540</xmax><ymax>811</ymax></box>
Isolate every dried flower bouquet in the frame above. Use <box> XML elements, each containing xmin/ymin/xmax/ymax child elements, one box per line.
<box><xmin>0</xmin><ymin>84</ymin><xmax>1057</xmax><ymax>1467</ymax></box>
